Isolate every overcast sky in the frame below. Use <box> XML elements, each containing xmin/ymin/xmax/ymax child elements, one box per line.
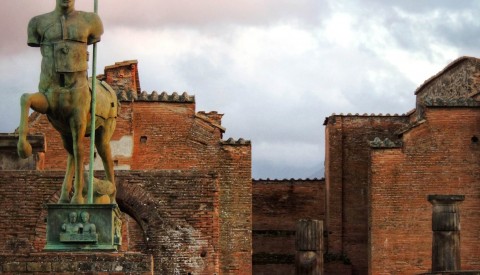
<box><xmin>1</xmin><ymin>1</ymin><xmax>480</xmax><ymax>179</ymax></box>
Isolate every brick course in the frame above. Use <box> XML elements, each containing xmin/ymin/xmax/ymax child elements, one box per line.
<box><xmin>369</xmin><ymin>107</ymin><xmax>480</xmax><ymax>274</ymax></box>
<box><xmin>324</xmin><ymin>57</ymin><xmax>480</xmax><ymax>274</ymax></box>
<box><xmin>0</xmin><ymin>169</ymin><xmax>251</xmax><ymax>274</ymax></box>
<box><xmin>252</xmin><ymin>178</ymin><xmax>325</xmax><ymax>274</ymax></box>
<box><xmin>324</xmin><ymin>114</ymin><xmax>409</xmax><ymax>274</ymax></box>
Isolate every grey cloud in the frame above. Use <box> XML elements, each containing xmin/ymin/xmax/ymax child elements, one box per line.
<box><xmin>253</xmin><ymin>158</ymin><xmax>323</xmax><ymax>180</ymax></box>
<box><xmin>3</xmin><ymin>1</ymin><xmax>480</xmax><ymax>179</ymax></box>
<box><xmin>350</xmin><ymin>2</ymin><xmax>480</xmax><ymax>58</ymax></box>
<box><xmin>391</xmin><ymin>1</ymin><xmax>478</xmax><ymax>13</ymax></box>
<box><xmin>95</xmin><ymin>0</ymin><xmax>329</xmax><ymax>29</ymax></box>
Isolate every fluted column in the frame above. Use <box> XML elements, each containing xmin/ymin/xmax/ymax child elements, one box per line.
<box><xmin>296</xmin><ymin>219</ymin><xmax>323</xmax><ymax>275</ymax></box>
<box><xmin>428</xmin><ymin>195</ymin><xmax>464</xmax><ymax>272</ymax></box>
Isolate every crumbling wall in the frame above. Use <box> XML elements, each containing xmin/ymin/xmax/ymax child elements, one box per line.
<box><xmin>0</xmin><ymin>169</ymin><xmax>251</xmax><ymax>274</ymax></box>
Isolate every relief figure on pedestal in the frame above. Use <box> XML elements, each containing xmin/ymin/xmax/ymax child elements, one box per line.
<box><xmin>60</xmin><ymin>211</ymin><xmax>98</xmax><ymax>243</ymax></box>
<box><xmin>61</xmin><ymin>211</ymin><xmax>82</xmax><ymax>234</ymax></box>
<box><xmin>80</xmin><ymin>211</ymin><xmax>96</xmax><ymax>234</ymax></box>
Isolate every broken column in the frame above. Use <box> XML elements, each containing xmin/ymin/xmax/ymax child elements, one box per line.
<box><xmin>428</xmin><ymin>195</ymin><xmax>465</xmax><ymax>272</ymax></box>
<box><xmin>296</xmin><ymin>219</ymin><xmax>323</xmax><ymax>275</ymax></box>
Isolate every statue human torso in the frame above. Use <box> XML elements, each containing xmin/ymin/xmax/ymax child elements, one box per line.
<box><xmin>28</xmin><ymin>10</ymin><xmax>103</xmax><ymax>92</ymax></box>
<box><xmin>27</xmin><ymin>10</ymin><xmax>103</xmax><ymax>130</ymax></box>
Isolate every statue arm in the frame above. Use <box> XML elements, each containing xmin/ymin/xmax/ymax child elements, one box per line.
<box><xmin>27</xmin><ymin>16</ymin><xmax>41</xmax><ymax>47</ymax></box>
<box><xmin>87</xmin><ymin>13</ymin><xmax>104</xmax><ymax>45</ymax></box>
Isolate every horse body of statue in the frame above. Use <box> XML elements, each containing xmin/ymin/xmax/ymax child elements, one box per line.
<box><xmin>17</xmin><ymin>0</ymin><xmax>117</xmax><ymax>204</ymax></box>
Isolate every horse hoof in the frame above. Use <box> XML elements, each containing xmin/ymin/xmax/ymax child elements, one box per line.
<box><xmin>17</xmin><ymin>141</ymin><xmax>32</xmax><ymax>159</ymax></box>
<box><xmin>58</xmin><ymin>197</ymin><xmax>70</xmax><ymax>204</ymax></box>
<box><xmin>70</xmin><ymin>195</ymin><xmax>85</xmax><ymax>204</ymax></box>
<box><xmin>94</xmin><ymin>195</ymin><xmax>110</xmax><ymax>204</ymax></box>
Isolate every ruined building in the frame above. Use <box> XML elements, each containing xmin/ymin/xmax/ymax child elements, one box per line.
<box><xmin>0</xmin><ymin>60</ymin><xmax>252</xmax><ymax>274</ymax></box>
<box><xmin>252</xmin><ymin>56</ymin><xmax>480</xmax><ymax>274</ymax></box>
<box><xmin>2</xmin><ymin>57</ymin><xmax>480</xmax><ymax>274</ymax></box>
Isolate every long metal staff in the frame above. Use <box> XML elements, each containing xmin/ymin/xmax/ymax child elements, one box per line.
<box><xmin>88</xmin><ymin>0</ymin><xmax>99</xmax><ymax>204</ymax></box>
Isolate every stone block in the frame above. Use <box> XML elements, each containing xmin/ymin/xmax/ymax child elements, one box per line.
<box><xmin>26</xmin><ymin>261</ymin><xmax>51</xmax><ymax>272</ymax></box>
<box><xmin>52</xmin><ymin>261</ymin><xmax>78</xmax><ymax>272</ymax></box>
<box><xmin>3</xmin><ymin>262</ymin><xmax>26</xmax><ymax>272</ymax></box>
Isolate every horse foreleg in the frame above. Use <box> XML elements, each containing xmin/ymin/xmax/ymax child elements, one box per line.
<box><xmin>58</xmin><ymin>154</ymin><xmax>74</xmax><ymax>203</ymax></box>
<box><xmin>59</xmin><ymin>135</ymin><xmax>74</xmax><ymax>203</ymax></box>
<box><xmin>17</xmin><ymin>93</ymin><xmax>48</xmax><ymax>158</ymax></box>
<box><xmin>70</xmin><ymin>116</ymin><xmax>87</xmax><ymax>204</ymax></box>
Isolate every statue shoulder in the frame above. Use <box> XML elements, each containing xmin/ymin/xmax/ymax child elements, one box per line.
<box><xmin>29</xmin><ymin>11</ymin><xmax>56</xmax><ymax>26</ymax></box>
<box><xmin>76</xmin><ymin>11</ymin><xmax>103</xmax><ymax>45</ymax></box>
<box><xmin>27</xmin><ymin>12</ymin><xmax>55</xmax><ymax>47</ymax></box>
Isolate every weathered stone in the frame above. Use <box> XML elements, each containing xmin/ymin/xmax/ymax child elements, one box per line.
<box><xmin>428</xmin><ymin>195</ymin><xmax>465</xmax><ymax>272</ymax></box>
<box><xmin>51</xmin><ymin>261</ymin><xmax>78</xmax><ymax>272</ymax></box>
<box><xmin>295</xmin><ymin>219</ymin><xmax>323</xmax><ymax>275</ymax></box>
<box><xmin>26</xmin><ymin>261</ymin><xmax>51</xmax><ymax>272</ymax></box>
<box><xmin>3</xmin><ymin>262</ymin><xmax>26</xmax><ymax>272</ymax></box>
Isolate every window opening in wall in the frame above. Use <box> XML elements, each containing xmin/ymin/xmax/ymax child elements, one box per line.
<box><xmin>140</xmin><ymin>136</ymin><xmax>148</xmax><ymax>144</ymax></box>
<box><xmin>472</xmin><ymin>136</ymin><xmax>479</xmax><ymax>143</ymax></box>
<box><xmin>114</xmin><ymin>160</ymin><xmax>119</xmax><ymax>166</ymax></box>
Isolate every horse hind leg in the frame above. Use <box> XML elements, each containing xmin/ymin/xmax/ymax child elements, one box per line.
<box><xmin>17</xmin><ymin>92</ymin><xmax>48</xmax><ymax>158</ymax></box>
<box><xmin>95</xmin><ymin>119</ymin><xmax>116</xmax><ymax>204</ymax></box>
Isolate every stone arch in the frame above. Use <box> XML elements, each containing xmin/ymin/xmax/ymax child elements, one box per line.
<box><xmin>115</xmin><ymin>173</ymin><xmax>216</xmax><ymax>273</ymax></box>
<box><xmin>115</xmin><ymin>177</ymin><xmax>160</xmax><ymax>251</ymax></box>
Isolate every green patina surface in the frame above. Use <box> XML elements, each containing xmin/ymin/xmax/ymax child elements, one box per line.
<box><xmin>44</xmin><ymin>204</ymin><xmax>122</xmax><ymax>251</ymax></box>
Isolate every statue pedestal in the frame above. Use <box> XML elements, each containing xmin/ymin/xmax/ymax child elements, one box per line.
<box><xmin>44</xmin><ymin>204</ymin><xmax>122</xmax><ymax>251</ymax></box>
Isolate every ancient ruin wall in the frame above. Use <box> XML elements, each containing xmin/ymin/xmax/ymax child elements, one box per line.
<box><xmin>0</xmin><ymin>169</ymin><xmax>251</xmax><ymax>274</ymax></box>
<box><xmin>324</xmin><ymin>115</ymin><xmax>409</xmax><ymax>274</ymax></box>
<box><xmin>252</xmin><ymin>178</ymin><xmax>325</xmax><ymax>275</ymax></box>
<box><xmin>14</xmin><ymin>63</ymin><xmax>252</xmax><ymax>273</ymax></box>
<box><xmin>369</xmin><ymin>107</ymin><xmax>480</xmax><ymax>274</ymax></box>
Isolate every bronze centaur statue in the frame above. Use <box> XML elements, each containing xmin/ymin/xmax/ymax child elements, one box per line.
<box><xmin>17</xmin><ymin>0</ymin><xmax>117</xmax><ymax>204</ymax></box>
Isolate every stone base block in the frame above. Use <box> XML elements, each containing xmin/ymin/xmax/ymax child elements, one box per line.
<box><xmin>0</xmin><ymin>252</ymin><xmax>153</xmax><ymax>274</ymax></box>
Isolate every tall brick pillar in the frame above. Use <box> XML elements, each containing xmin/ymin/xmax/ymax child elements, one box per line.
<box><xmin>296</xmin><ymin>219</ymin><xmax>323</xmax><ymax>275</ymax></box>
<box><xmin>428</xmin><ymin>195</ymin><xmax>465</xmax><ymax>272</ymax></box>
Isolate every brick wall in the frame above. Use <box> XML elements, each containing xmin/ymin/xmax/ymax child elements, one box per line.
<box><xmin>324</xmin><ymin>115</ymin><xmax>409</xmax><ymax>274</ymax></box>
<box><xmin>0</xmin><ymin>134</ymin><xmax>45</xmax><ymax>170</ymax></box>
<box><xmin>0</xmin><ymin>169</ymin><xmax>251</xmax><ymax>274</ymax></box>
<box><xmin>0</xmin><ymin>253</ymin><xmax>153</xmax><ymax>274</ymax></box>
<box><xmin>6</xmin><ymin>62</ymin><xmax>251</xmax><ymax>274</ymax></box>
<box><xmin>218</xmin><ymin>142</ymin><xmax>252</xmax><ymax>274</ymax></box>
<box><xmin>103</xmin><ymin>60</ymin><xmax>141</xmax><ymax>95</ymax></box>
<box><xmin>369</xmin><ymin>107</ymin><xmax>480</xmax><ymax>274</ymax></box>
<box><xmin>24</xmin><ymin>108</ymin><xmax>252</xmax><ymax>273</ymax></box>
<box><xmin>252</xmin><ymin>178</ymin><xmax>325</xmax><ymax>274</ymax></box>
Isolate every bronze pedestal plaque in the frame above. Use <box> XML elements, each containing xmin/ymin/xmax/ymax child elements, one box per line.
<box><xmin>44</xmin><ymin>204</ymin><xmax>122</xmax><ymax>251</ymax></box>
